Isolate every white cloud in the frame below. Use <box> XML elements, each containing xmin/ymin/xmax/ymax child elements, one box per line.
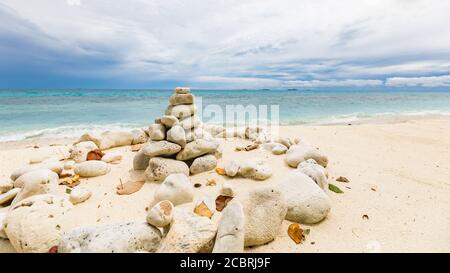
<box><xmin>283</xmin><ymin>79</ymin><xmax>383</xmax><ymax>88</ymax></box>
<box><xmin>386</xmin><ymin>75</ymin><xmax>450</xmax><ymax>87</ymax></box>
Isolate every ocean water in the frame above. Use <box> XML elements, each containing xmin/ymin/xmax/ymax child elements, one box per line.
<box><xmin>0</xmin><ymin>89</ymin><xmax>450</xmax><ymax>141</ymax></box>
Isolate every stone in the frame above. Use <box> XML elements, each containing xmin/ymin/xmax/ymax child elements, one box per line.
<box><xmin>220</xmin><ymin>182</ymin><xmax>235</xmax><ymax>197</ymax></box>
<box><xmin>166</xmin><ymin>125</ymin><xmax>187</xmax><ymax>148</ymax></box>
<box><xmin>176</xmin><ymin>139</ymin><xmax>219</xmax><ymax>161</ymax></box>
<box><xmin>190</xmin><ymin>155</ymin><xmax>217</xmax><ymax>175</ymax></box>
<box><xmin>74</xmin><ymin>160</ymin><xmax>110</xmax><ymax>178</ymax></box>
<box><xmin>157</xmin><ymin>208</ymin><xmax>217</xmax><ymax>253</ymax></box>
<box><xmin>224</xmin><ymin>160</ymin><xmax>240</xmax><ymax>177</ymax></box>
<box><xmin>69</xmin><ymin>141</ymin><xmax>98</xmax><ymax>163</ymax></box>
<box><xmin>133</xmin><ymin>150</ymin><xmax>151</xmax><ymax>171</ymax></box>
<box><xmin>0</xmin><ymin>212</ymin><xmax>6</xmax><ymax>239</ymax></box>
<box><xmin>5</xmin><ymin>194</ymin><xmax>72</xmax><ymax>253</ymax></box>
<box><xmin>272</xmin><ymin>143</ymin><xmax>288</xmax><ymax>155</ymax></box>
<box><xmin>285</xmin><ymin>144</ymin><xmax>329</xmax><ymax>168</ymax></box>
<box><xmin>0</xmin><ymin>188</ymin><xmax>21</xmax><ymax>206</ymax></box>
<box><xmin>10</xmin><ymin>161</ymin><xmax>63</xmax><ymax>181</ymax></box>
<box><xmin>0</xmin><ymin>179</ymin><xmax>13</xmax><ymax>194</ymax></box>
<box><xmin>179</xmin><ymin>115</ymin><xmax>201</xmax><ymax>130</ymax></box>
<box><xmin>64</xmin><ymin>160</ymin><xmax>75</xmax><ymax>170</ymax></box>
<box><xmin>69</xmin><ymin>186</ymin><xmax>92</xmax><ymax>204</ymax></box>
<box><xmin>160</xmin><ymin>115</ymin><xmax>179</xmax><ymax>128</ymax></box>
<box><xmin>242</xmin><ymin>187</ymin><xmax>287</xmax><ymax>247</ymax></box>
<box><xmin>77</xmin><ymin>131</ymin><xmax>133</xmax><ymax>150</ymax></box>
<box><xmin>142</xmin><ymin>141</ymin><xmax>181</xmax><ymax>157</ymax></box>
<box><xmin>29</xmin><ymin>154</ymin><xmax>52</xmax><ymax>164</ymax></box>
<box><xmin>169</xmin><ymin>94</ymin><xmax>194</xmax><ymax>105</ymax></box>
<box><xmin>279</xmin><ymin>171</ymin><xmax>331</xmax><ymax>224</ymax></box>
<box><xmin>146</xmin><ymin>200</ymin><xmax>174</xmax><ymax>228</ymax></box>
<box><xmin>213</xmin><ymin>201</ymin><xmax>245</xmax><ymax>253</ymax></box>
<box><xmin>275</xmin><ymin>137</ymin><xmax>294</xmax><ymax>149</ymax></box>
<box><xmin>145</xmin><ymin>157</ymin><xmax>189</xmax><ymax>183</ymax></box>
<box><xmin>262</xmin><ymin>142</ymin><xmax>277</xmax><ymax>152</ymax></box>
<box><xmin>175</xmin><ymin>87</ymin><xmax>191</xmax><ymax>94</ymax></box>
<box><xmin>101</xmin><ymin>151</ymin><xmax>122</xmax><ymax>163</ymax></box>
<box><xmin>213</xmin><ymin>145</ymin><xmax>223</xmax><ymax>159</ymax></box>
<box><xmin>11</xmin><ymin>169</ymin><xmax>59</xmax><ymax>206</ymax></box>
<box><xmin>153</xmin><ymin>173</ymin><xmax>194</xmax><ymax>206</ymax></box>
<box><xmin>297</xmin><ymin>159</ymin><xmax>328</xmax><ymax>190</ymax></box>
<box><xmin>58</xmin><ymin>222</ymin><xmax>162</xmax><ymax>253</ymax></box>
<box><xmin>131</xmin><ymin>129</ymin><xmax>148</xmax><ymax>145</ymax></box>
<box><xmin>148</xmin><ymin>124</ymin><xmax>166</xmax><ymax>141</ymax></box>
<box><xmin>166</xmin><ymin>104</ymin><xmax>197</xmax><ymax>119</ymax></box>
<box><xmin>238</xmin><ymin>159</ymin><xmax>272</xmax><ymax>181</ymax></box>
<box><xmin>203</xmin><ymin>124</ymin><xmax>225</xmax><ymax>137</ymax></box>
<box><xmin>186</xmin><ymin>128</ymin><xmax>213</xmax><ymax>143</ymax></box>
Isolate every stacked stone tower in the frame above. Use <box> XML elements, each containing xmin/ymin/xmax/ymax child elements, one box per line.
<box><xmin>133</xmin><ymin>87</ymin><xmax>220</xmax><ymax>182</ymax></box>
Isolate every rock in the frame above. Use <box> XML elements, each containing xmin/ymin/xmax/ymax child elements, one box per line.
<box><xmin>224</xmin><ymin>160</ymin><xmax>240</xmax><ymax>177</ymax></box>
<box><xmin>213</xmin><ymin>201</ymin><xmax>245</xmax><ymax>253</ymax></box>
<box><xmin>78</xmin><ymin>131</ymin><xmax>133</xmax><ymax>150</ymax></box>
<box><xmin>272</xmin><ymin>143</ymin><xmax>288</xmax><ymax>155</ymax></box>
<box><xmin>0</xmin><ymin>188</ymin><xmax>21</xmax><ymax>206</ymax></box>
<box><xmin>10</xmin><ymin>161</ymin><xmax>63</xmax><ymax>181</ymax></box>
<box><xmin>238</xmin><ymin>159</ymin><xmax>272</xmax><ymax>180</ymax></box>
<box><xmin>297</xmin><ymin>159</ymin><xmax>328</xmax><ymax>190</ymax></box>
<box><xmin>148</xmin><ymin>124</ymin><xmax>166</xmax><ymax>141</ymax></box>
<box><xmin>153</xmin><ymin>174</ymin><xmax>193</xmax><ymax>206</ymax></box>
<box><xmin>275</xmin><ymin>137</ymin><xmax>294</xmax><ymax>148</ymax></box>
<box><xmin>262</xmin><ymin>142</ymin><xmax>277</xmax><ymax>151</ymax></box>
<box><xmin>166</xmin><ymin>104</ymin><xmax>197</xmax><ymax>119</ymax></box>
<box><xmin>157</xmin><ymin>208</ymin><xmax>217</xmax><ymax>253</ymax></box>
<box><xmin>142</xmin><ymin>141</ymin><xmax>181</xmax><ymax>157</ymax></box>
<box><xmin>69</xmin><ymin>187</ymin><xmax>92</xmax><ymax>204</ymax></box>
<box><xmin>242</xmin><ymin>187</ymin><xmax>287</xmax><ymax>247</ymax></box>
<box><xmin>145</xmin><ymin>157</ymin><xmax>189</xmax><ymax>183</ymax></box>
<box><xmin>160</xmin><ymin>115</ymin><xmax>179</xmax><ymax>128</ymax></box>
<box><xmin>169</xmin><ymin>94</ymin><xmax>194</xmax><ymax>105</ymax></box>
<box><xmin>176</xmin><ymin>139</ymin><xmax>219</xmax><ymax>161</ymax></box>
<box><xmin>203</xmin><ymin>124</ymin><xmax>225</xmax><ymax>137</ymax></box>
<box><xmin>5</xmin><ymin>194</ymin><xmax>72</xmax><ymax>253</ymax></box>
<box><xmin>64</xmin><ymin>160</ymin><xmax>75</xmax><ymax>170</ymax></box>
<box><xmin>69</xmin><ymin>141</ymin><xmax>98</xmax><ymax>163</ymax></box>
<box><xmin>29</xmin><ymin>154</ymin><xmax>52</xmax><ymax>164</ymax></box>
<box><xmin>190</xmin><ymin>155</ymin><xmax>217</xmax><ymax>175</ymax></box>
<box><xmin>101</xmin><ymin>151</ymin><xmax>122</xmax><ymax>163</ymax></box>
<box><xmin>131</xmin><ymin>129</ymin><xmax>148</xmax><ymax>145</ymax></box>
<box><xmin>146</xmin><ymin>200</ymin><xmax>174</xmax><ymax>228</ymax></box>
<box><xmin>179</xmin><ymin>115</ymin><xmax>201</xmax><ymax>130</ymax></box>
<box><xmin>279</xmin><ymin>171</ymin><xmax>331</xmax><ymax>224</ymax></box>
<box><xmin>0</xmin><ymin>179</ymin><xmax>13</xmax><ymax>194</ymax></box>
<box><xmin>285</xmin><ymin>145</ymin><xmax>329</xmax><ymax>168</ymax></box>
<box><xmin>166</xmin><ymin>125</ymin><xmax>187</xmax><ymax>148</ymax></box>
<box><xmin>11</xmin><ymin>169</ymin><xmax>59</xmax><ymax>206</ymax></box>
<box><xmin>213</xmin><ymin>145</ymin><xmax>223</xmax><ymax>159</ymax></box>
<box><xmin>175</xmin><ymin>87</ymin><xmax>191</xmax><ymax>94</ymax></box>
<box><xmin>0</xmin><ymin>212</ymin><xmax>7</xmax><ymax>239</ymax></box>
<box><xmin>74</xmin><ymin>160</ymin><xmax>110</xmax><ymax>178</ymax></box>
<box><xmin>220</xmin><ymin>182</ymin><xmax>235</xmax><ymax>197</ymax></box>
<box><xmin>58</xmin><ymin>222</ymin><xmax>162</xmax><ymax>253</ymax></box>
<box><xmin>133</xmin><ymin>150</ymin><xmax>151</xmax><ymax>171</ymax></box>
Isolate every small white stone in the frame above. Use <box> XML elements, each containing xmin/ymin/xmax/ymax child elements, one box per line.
<box><xmin>220</xmin><ymin>182</ymin><xmax>235</xmax><ymax>197</ymax></box>
<box><xmin>365</xmin><ymin>240</ymin><xmax>382</xmax><ymax>253</ymax></box>
<box><xmin>101</xmin><ymin>152</ymin><xmax>122</xmax><ymax>163</ymax></box>
<box><xmin>146</xmin><ymin>200</ymin><xmax>174</xmax><ymax>228</ymax></box>
<box><xmin>224</xmin><ymin>160</ymin><xmax>240</xmax><ymax>177</ymax></box>
<box><xmin>69</xmin><ymin>187</ymin><xmax>92</xmax><ymax>205</ymax></box>
<box><xmin>64</xmin><ymin>160</ymin><xmax>75</xmax><ymax>170</ymax></box>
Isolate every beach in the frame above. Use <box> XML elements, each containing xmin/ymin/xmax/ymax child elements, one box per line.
<box><xmin>1</xmin><ymin>117</ymin><xmax>449</xmax><ymax>253</ymax></box>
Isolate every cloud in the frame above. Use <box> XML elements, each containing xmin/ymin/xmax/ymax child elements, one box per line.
<box><xmin>386</xmin><ymin>75</ymin><xmax>450</xmax><ymax>87</ymax></box>
<box><xmin>1</xmin><ymin>0</ymin><xmax>450</xmax><ymax>88</ymax></box>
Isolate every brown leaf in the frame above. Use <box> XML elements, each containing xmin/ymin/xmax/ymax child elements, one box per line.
<box><xmin>215</xmin><ymin>195</ymin><xmax>233</xmax><ymax>212</ymax></box>
<box><xmin>206</xmin><ymin>179</ymin><xmax>217</xmax><ymax>186</ymax></box>
<box><xmin>194</xmin><ymin>201</ymin><xmax>213</xmax><ymax>219</ymax></box>
<box><xmin>288</xmin><ymin>223</ymin><xmax>305</xmax><ymax>244</ymax></box>
<box><xmin>336</xmin><ymin>176</ymin><xmax>349</xmax><ymax>183</ymax></box>
<box><xmin>59</xmin><ymin>174</ymin><xmax>81</xmax><ymax>188</ymax></box>
<box><xmin>116</xmin><ymin>180</ymin><xmax>145</xmax><ymax>195</ymax></box>
<box><xmin>215</xmin><ymin>167</ymin><xmax>226</xmax><ymax>176</ymax></box>
<box><xmin>86</xmin><ymin>149</ymin><xmax>104</xmax><ymax>161</ymax></box>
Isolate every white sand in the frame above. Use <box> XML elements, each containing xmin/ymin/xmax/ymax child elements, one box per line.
<box><xmin>1</xmin><ymin>117</ymin><xmax>450</xmax><ymax>253</ymax></box>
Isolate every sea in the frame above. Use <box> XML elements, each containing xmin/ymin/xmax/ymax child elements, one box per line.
<box><xmin>1</xmin><ymin>89</ymin><xmax>449</xmax><ymax>142</ymax></box>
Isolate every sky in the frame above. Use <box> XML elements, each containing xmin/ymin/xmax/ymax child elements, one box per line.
<box><xmin>0</xmin><ymin>0</ymin><xmax>450</xmax><ymax>89</ymax></box>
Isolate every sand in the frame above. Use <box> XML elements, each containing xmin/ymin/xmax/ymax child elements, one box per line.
<box><xmin>1</xmin><ymin>117</ymin><xmax>449</xmax><ymax>253</ymax></box>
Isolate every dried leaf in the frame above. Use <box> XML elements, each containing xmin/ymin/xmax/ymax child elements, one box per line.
<box><xmin>336</xmin><ymin>176</ymin><xmax>349</xmax><ymax>183</ymax></box>
<box><xmin>86</xmin><ymin>149</ymin><xmax>104</xmax><ymax>161</ymax></box>
<box><xmin>288</xmin><ymin>223</ymin><xmax>305</xmax><ymax>244</ymax></box>
<box><xmin>59</xmin><ymin>173</ymin><xmax>72</xmax><ymax>179</ymax></box>
<box><xmin>329</xmin><ymin>183</ymin><xmax>344</xmax><ymax>193</ymax></box>
<box><xmin>215</xmin><ymin>195</ymin><xmax>233</xmax><ymax>212</ymax></box>
<box><xmin>59</xmin><ymin>174</ymin><xmax>81</xmax><ymax>188</ymax></box>
<box><xmin>116</xmin><ymin>180</ymin><xmax>145</xmax><ymax>195</ymax></box>
<box><xmin>215</xmin><ymin>167</ymin><xmax>226</xmax><ymax>176</ymax></box>
<box><xmin>194</xmin><ymin>201</ymin><xmax>213</xmax><ymax>219</ymax></box>
<box><xmin>206</xmin><ymin>179</ymin><xmax>217</xmax><ymax>186</ymax></box>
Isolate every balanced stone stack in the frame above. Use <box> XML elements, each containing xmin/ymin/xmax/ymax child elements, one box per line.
<box><xmin>134</xmin><ymin>87</ymin><xmax>220</xmax><ymax>182</ymax></box>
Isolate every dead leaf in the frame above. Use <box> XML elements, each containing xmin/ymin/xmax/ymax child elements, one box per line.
<box><xmin>288</xmin><ymin>223</ymin><xmax>305</xmax><ymax>244</ymax></box>
<box><xmin>206</xmin><ymin>178</ymin><xmax>217</xmax><ymax>186</ymax></box>
<box><xmin>116</xmin><ymin>180</ymin><xmax>145</xmax><ymax>195</ymax></box>
<box><xmin>336</xmin><ymin>176</ymin><xmax>349</xmax><ymax>183</ymax></box>
<box><xmin>59</xmin><ymin>173</ymin><xmax>72</xmax><ymax>179</ymax></box>
<box><xmin>215</xmin><ymin>167</ymin><xmax>226</xmax><ymax>176</ymax></box>
<box><xmin>215</xmin><ymin>195</ymin><xmax>233</xmax><ymax>212</ymax></box>
<box><xmin>59</xmin><ymin>174</ymin><xmax>81</xmax><ymax>188</ymax></box>
<box><xmin>194</xmin><ymin>201</ymin><xmax>213</xmax><ymax>219</ymax></box>
<box><xmin>86</xmin><ymin>149</ymin><xmax>104</xmax><ymax>161</ymax></box>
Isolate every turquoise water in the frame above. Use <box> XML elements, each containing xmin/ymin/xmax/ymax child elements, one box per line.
<box><xmin>1</xmin><ymin>89</ymin><xmax>450</xmax><ymax>141</ymax></box>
